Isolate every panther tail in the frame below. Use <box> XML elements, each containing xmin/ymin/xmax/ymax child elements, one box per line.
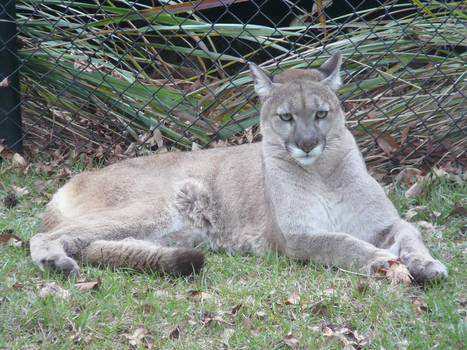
<box><xmin>81</xmin><ymin>239</ymin><xmax>205</xmax><ymax>275</ymax></box>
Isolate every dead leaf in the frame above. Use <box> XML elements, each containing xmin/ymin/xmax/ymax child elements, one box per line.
<box><xmin>187</xmin><ymin>290</ymin><xmax>214</xmax><ymax>301</ymax></box>
<box><xmin>432</xmin><ymin>167</ymin><xmax>448</xmax><ymax>179</ymax></box>
<box><xmin>322</xmin><ymin>324</ymin><xmax>335</xmax><ymax>337</ymax></box>
<box><xmin>0</xmin><ymin>230</ymin><xmax>25</xmax><ymax>248</ymax></box>
<box><xmin>412</xmin><ymin>297</ymin><xmax>428</xmax><ymax>316</ymax></box>
<box><xmin>357</xmin><ymin>282</ymin><xmax>370</xmax><ymax>296</ymax></box>
<box><xmin>0</xmin><ymin>76</ymin><xmax>10</xmax><ymax>88</ymax></box>
<box><xmin>154</xmin><ymin>289</ymin><xmax>170</xmax><ymax>298</ymax></box>
<box><xmin>285</xmin><ymin>290</ymin><xmax>300</xmax><ymax>305</ymax></box>
<box><xmin>125</xmin><ymin>327</ymin><xmax>148</xmax><ymax>346</ymax></box>
<box><xmin>12</xmin><ymin>153</ymin><xmax>27</xmax><ymax>168</ymax></box>
<box><xmin>404</xmin><ymin>205</ymin><xmax>427</xmax><ymax>220</ymax></box>
<box><xmin>12</xmin><ymin>186</ymin><xmax>29</xmax><ymax>197</ymax></box>
<box><xmin>310</xmin><ymin>301</ymin><xmax>330</xmax><ymax>317</ymax></box>
<box><xmin>230</xmin><ymin>304</ymin><xmax>242</xmax><ymax>315</ymax></box>
<box><xmin>405</xmin><ymin>180</ymin><xmax>424</xmax><ymax>199</ymax></box>
<box><xmin>200</xmin><ymin>311</ymin><xmax>233</xmax><ymax>327</ymax></box>
<box><xmin>33</xmin><ymin>179</ymin><xmax>47</xmax><ymax>192</ymax></box>
<box><xmin>386</xmin><ymin>262</ymin><xmax>412</xmax><ymax>284</ymax></box>
<box><xmin>448</xmin><ymin>204</ymin><xmax>467</xmax><ymax>218</ymax></box>
<box><xmin>242</xmin><ymin>316</ymin><xmax>253</xmax><ymax>329</ymax></box>
<box><xmin>283</xmin><ymin>333</ymin><xmax>300</xmax><ymax>348</ymax></box>
<box><xmin>396</xmin><ymin>168</ymin><xmax>422</xmax><ymax>186</ymax></box>
<box><xmin>141</xmin><ymin>127</ymin><xmax>164</xmax><ymax>149</ymax></box>
<box><xmin>322</xmin><ymin>323</ymin><xmax>368</xmax><ymax>348</ymax></box>
<box><xmin>75</xmin><ymin>279</ymin><xmax>100</xmax><ymax>292</ymax></box>
<box><xmin>141</xmin><ymin>303</ymin><xmax>155</xmax><ymax>313</ymax></box>
<box><xmin>374</xmin><ymin>258</ymin><xmax>412</xmax><ymax>284</ymax></box>
<box><xmin>13</xmin><ymin>282</ymin><xmax>24</xmax><ymax>290</ymax></box>
<box><xmin>56</xmin><ymin>167</ymin><xmax>72</xmax><ymax>180</ymax></box>
<box><xmin>400</xmin><ymin>123</ymin><xmax>417</xmax><ymax>145</ymax></box>
<box><xmin>255</xmin><ymin>310</ymin><xmax>267</xmax><ymax>318</ymax></box>
<box><xmin>68</xmin><ymin>331</ymin><xmax>81</xmax><ymax>342</ymax></box>
<box><xmin>167</xmin><ymin>325</ymin><xmax>180</xmax><ymax>339</ymax></box>
<box><xmin>3</xmin><ymin>192</ymin><xmax>18</xmax><ymax>208</ymax></box>
<box><xmin>221</xmin><ymin>328</ymin><xmax>235</xmax><ymax>344</ymax></box>
<box><xmin>376</xmin><ymin>133</ymin><xmax>399</xmax><ymax>157</ymax></box>
<box><xmin>39</xmin><ymin>282</ymin><xmax>71</xmax><ymax>299</ymax></box>
<box><xmin>322</xmin><ymin>288</ymin><xmax>336</xmax><ymax>297</ymax></box>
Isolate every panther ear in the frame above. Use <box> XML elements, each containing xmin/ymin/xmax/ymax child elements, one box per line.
<box><xmin>320</xmin><ymin>51</ymin><xmax>342</xmax><ymax>91</ymax></box>
<box><xmin>249</xmin><ymin>63</ymin><xmax>276</xmax><ymax>102</ymax></box>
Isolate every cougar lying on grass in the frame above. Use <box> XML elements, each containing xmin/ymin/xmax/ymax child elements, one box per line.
<box><xmin>30</xmin><ymin>51</ymin><xmax>447</xmax><ymax>283</ymax></box>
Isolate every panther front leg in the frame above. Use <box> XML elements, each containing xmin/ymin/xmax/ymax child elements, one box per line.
<box><xmin>282</xmin><ymin>232</ymin><xmax>409</xmax><ymax>280</ymax></box>
<box><xmin>381</xmin><ymin>219</ymin><xmax>447</xmax><ymax>282</ymax></box>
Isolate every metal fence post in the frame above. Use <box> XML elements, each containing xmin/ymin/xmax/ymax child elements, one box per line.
<box><xmin>0</xmin><ymin>0</ymin><xmax>22</xmax><ymax>154</ymax></box>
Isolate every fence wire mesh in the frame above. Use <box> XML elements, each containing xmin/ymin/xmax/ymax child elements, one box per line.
<box><xmin>2</xmin><ymin>0</ymin><xmax>466</xmax><ymax>170</ymax></box>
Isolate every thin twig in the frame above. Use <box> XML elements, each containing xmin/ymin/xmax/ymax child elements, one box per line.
<box><xmin>337</xmin><ymin>267</ymin><xmax>384</xmax><ymax>279</ymax></box>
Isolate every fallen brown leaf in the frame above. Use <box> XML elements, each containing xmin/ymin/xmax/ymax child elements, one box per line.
<box><xmin>75</xmin><ymin>278</ymin><xmax>100</xmax><ymax>292</ymax></box>
<box><xmin>374</xmin><ymin>258</ymin><xmax>412</xmax><ymax>284</ymax></box>
<box><xmin>412</xmin><ymin>297</ymin><xmax>428</xmax><ymax>316</ymax></box>
<box><xmin>200</xmin><ymin>311</ymin><xmax>233</xmax><ymax>327</ymax></box>
<box><xmin>386</xmin><ymin>262</ymin><xmax>412</xmax><ymax>284</ymax></box>
<box><xmin>3</xmin><ymin>192</ymin><xmax>18</xmax><ymax>208</ymax></box>
<box><xmin>12</xmin><ymin>282</ymin><xmax>24</xmax><ymax>290</ymax></box>
<box><xmin>187</xmin><ymin>290</ymin><xmax>214</xmax><ymax>301</ymax></box>
<box><xmin>12</xmin><ymin>153</ymin><xmax>27</xmax><ymax>168</ymax></box>
<box><xmin>376</xmin><ymin>133</ymin><xmax>399</xmax><ymax>157</ymax></box>
<box><xmin>310</xmin><ymin>301</ymin><xmax>330</xmax><ymax>317</ymax></box>
<box><xmin>0</xmin><ymin>76</ymin><xmax>10</xmax><ymax>87</ymax></box>
<box><xmin>404</xmin><ymin>205</ymin><xmax>427</xmax><ymax>220</ymax></box>
<box><xmin>230</xmin><ymin>304</ymin><xmax>242</xmax><ymax>315</ymax></box>
<box><xmin>125</xmin><ymin>327</ymin><xmax>148</xmax><ymax>346</ymax></box>
<box><xmin>33</xmin><ymin>179</ymin><xmax>47</xmax><ymax>192</ymax></box>
<box><xmin>55</xmin><ymin>167</ymin><xmax>72</xmax><ymax>180</ymax></box>
<box><xmin>0</xmin><ymin>230</ymin><xmax>25</xmax><ymax>248</ymax></box>
<box><xmin>167</xmin><ymin>325</ymin><xmax>181</xmax><ymax>339</ymax></box>
<box><xmin>322</xmin><ymin>323</ymin><xmax>368</xmax><ymax>348</ymax></box>
<box><xmin>283</xmin><ymin>333</ymin><xmax>300</xmax><ymax>348</ymax></box>
<box><xmin>221</xmin><ymin>328</ymin><xmax>235</xmax><ymax>345</ymax></box>
<box><xmin>242</xmin><ymin>316</ymin><xmax>254</xmax><ymax>329</ymax></box>
<box><xmin>357</xmin><ymin>282</ymin><xmax>370</xmax><ymax>296</ymax></box>
<box><xmin>285</xmin><ymin>290</ymin><xmax>300</xmax><ymax>305</ymax></box>
<box><xmin>405</xmin><ymin>180</ymin><xmax>424</xmax><ymax>199</ymax></box>
<box><xmin>400</xmin><ymin>123</ymin><xmax>417</xmax><ymax>146</ymax></box>
<box><xmin>396</xmin><ymin>167</ymin><xmax>422</xmax><ymax>186</ymax></box>
<box><xmin>141</xmin><ymin>303</ymin><xmax>155</xmax><ymax>313</ymax></box>
<box><xmin>12</xmin><ymin>186</ymin><xmax>29</xmax><ymax>197</ymax></box>
<box><xmin>322</xmin><ymin>324</ymin><xmax>335</xmax><ymax>337</ymax></box>
<box><xmin>39</xmin><ymin>282</ymin><xmax>71</xmax><ymax>299</ymax></box>
<box><xmin>448</xmin><ymin>204</ymin><xmax>467</xmax><ymax>218</ymax></box>
<box><xmin>373</xmin><ymin>258</ymin><xmax>413</xmax><ymax>283</ymax></box>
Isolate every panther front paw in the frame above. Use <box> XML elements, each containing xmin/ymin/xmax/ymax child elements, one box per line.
<box><xmin>41</xmin><ymin>255</ymin><xmax>80</xmax><ymax>277</ymax></box>
<box><xmin>407</xmin><ymin>259</ymin><xmax>447</xmax><ymax>283</ymax></box>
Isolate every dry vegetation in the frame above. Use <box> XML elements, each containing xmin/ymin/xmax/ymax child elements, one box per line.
<box><xmin>15</xmin><ymin>0</ymin><xmax>465</xmax><ymax>171</ymax></box>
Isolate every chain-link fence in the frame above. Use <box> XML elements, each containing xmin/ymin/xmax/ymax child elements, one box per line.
<box><xmin>1</xmin><ymin>0</ymin><xmax>465</xmax><ymax>170</ymax></box>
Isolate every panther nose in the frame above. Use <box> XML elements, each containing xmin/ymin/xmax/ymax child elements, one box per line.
<box><xmin>297</xmin><ymin>139</ymin><xmax>318</xmax><ymax>153</ymax></box>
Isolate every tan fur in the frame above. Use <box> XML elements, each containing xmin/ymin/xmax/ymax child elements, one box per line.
<box><xmin>30</xmin><ymin>52</ymin><xmax>447</xmax><ymax>282</ymax></box>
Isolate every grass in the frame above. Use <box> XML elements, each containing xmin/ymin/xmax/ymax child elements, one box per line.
<box><xmin>0</xmin><ymin>160</ymin><xmax>465</xmax><ymax>349</ymax></box>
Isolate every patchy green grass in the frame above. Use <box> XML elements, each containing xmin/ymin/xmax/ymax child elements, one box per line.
<box><xmin>0</xmin><ymin>161</ymin><xmax>465</xmax><ymax>349</ymax></box>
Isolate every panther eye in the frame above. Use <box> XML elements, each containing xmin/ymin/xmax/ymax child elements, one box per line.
<box><xmin>315</xmin><ymin>111</ymin><xmax>328</xmax><ymax>119</ymax></box>
<box><xmin>278</xmin><ymin>113</ymin><xmax>293</xmax><ymax>121</ymax></box>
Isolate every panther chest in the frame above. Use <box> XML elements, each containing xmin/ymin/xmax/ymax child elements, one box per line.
<box><xmin>274</xmin><ymin>185</ymin><xmax>363</xmax><ymax>235</ymax></box>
